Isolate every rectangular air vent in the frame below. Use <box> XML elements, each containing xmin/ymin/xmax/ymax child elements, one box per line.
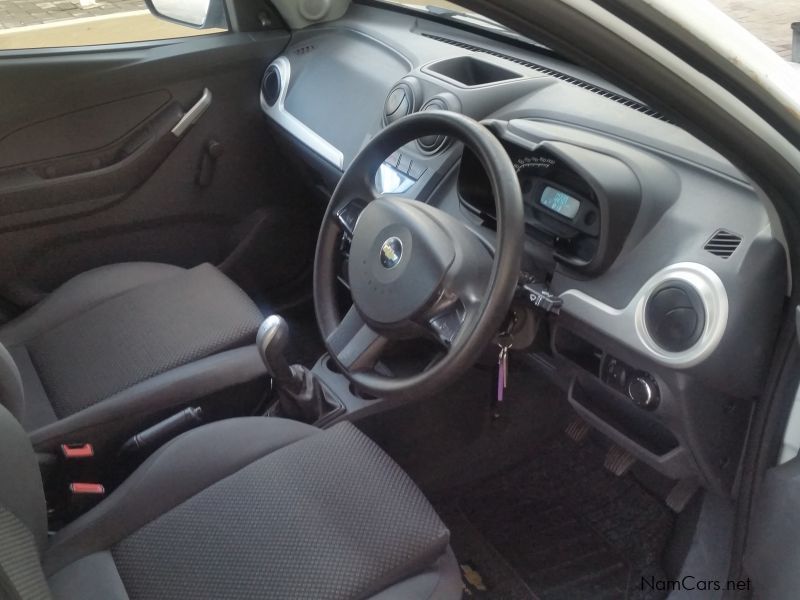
<box><xmin>704</xmin><ymin>230</ymin><xmax>742</xmax><ymax>258</ymax></box>
<box><xmin>421</xmin><ymin>33</ymin><xmax>671</xmax><ymax>123</ymax></box>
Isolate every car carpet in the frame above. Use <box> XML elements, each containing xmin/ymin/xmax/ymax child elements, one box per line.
<box><xmin>359</xmin><ymin>364</ymin><xmax>571</xmax><ymax>497</ymax></box>
<box><xmin>431</xmin><ymin>433</ymin><xmax>674</xmax><ymax>600</ymax></box>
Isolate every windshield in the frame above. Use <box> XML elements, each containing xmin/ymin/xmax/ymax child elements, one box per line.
<box><xmin>381</xmin><ymin>0</ymin><xmax>794</xmax><ymax>61</ymax></box>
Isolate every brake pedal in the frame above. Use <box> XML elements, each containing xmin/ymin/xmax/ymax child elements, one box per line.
<box><xmin>565</xmin><ymin>417</ymin><xmax>590</xmax><ymax>443</ymax></box>
<box><xmin>604</xmin><ymin>444</ymin><xmax>636</xmax><ymax>476</ymax></box>
<box><xmin>666</xmin><ymin>479</ymin><xmax>700</xmax><ymax>513</ymax></box>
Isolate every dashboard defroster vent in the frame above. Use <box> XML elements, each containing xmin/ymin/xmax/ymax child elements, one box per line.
<box><xmin>704</xmin><ymin>230</ymin><xmax>742</xmax><ymax>259</ymax></box>
<box><xmin>421</xmin><ymin>33</ymin><xmax>671</xmax><ymax>123</ymax></box>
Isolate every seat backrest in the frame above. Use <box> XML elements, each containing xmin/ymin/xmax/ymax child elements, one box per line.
<box><xmin>0</xmin><ymin>342</ymin><xmax>24</xmax><ymax>422</ymax></box>
<box><xmin>0</xmin><ymin>403</ymin><xmax>50</xmax><ymax>599</ymax></box>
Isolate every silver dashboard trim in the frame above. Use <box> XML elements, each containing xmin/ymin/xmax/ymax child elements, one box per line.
<box><xmin>560</xmin><ymin>262</ymin><xmax>729</xmax><ymax>369</ymax></box>
<box><xmin>375</xmin><ymin>162</ymin><xmax>416</xmax><ymax>194</ymax></box>
<box><xmin>260</xmin><ymin>56</ymin><xmax>345</xmax><ymax>171</ymax></box>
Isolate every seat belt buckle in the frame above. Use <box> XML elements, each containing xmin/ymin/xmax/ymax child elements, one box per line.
<box><xmin>68</xmin><ymin>482</ymin><xmax>106</xmax><ymax>516</ymax></box>
<box><xmin>61</xmin><ymin>443</ymin><xmax>94</xmax><ymax>459</ymax></box>
<box><xmin>69</xmin><ymin>482</ymin><xmax>105</xmax><ymax>495</ymax></box>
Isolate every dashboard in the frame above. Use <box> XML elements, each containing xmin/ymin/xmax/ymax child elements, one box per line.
<box><xmin>259</xmin><ymin>2</ymin><xmax>788</xmax><ymax>495</ymax></box>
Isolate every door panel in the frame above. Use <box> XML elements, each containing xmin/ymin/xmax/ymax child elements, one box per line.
<box><xmin>0</xmin><ymin>90</ymin><xmax>171</xmax><ymax>169</ymax></box>
<box><xmin>0</xmin><ymin>31</ymin><xmax>302</xmax><ymax>305</ymax></box>
<box><xmin>743</xmin><ymin>457</ymin><xmax>800</xmax><ymax>598</ymax></box>
<box><xmin>0</xmin><ymin>99</ymin><xmax>183</xmax><ymax>226</ymax></box>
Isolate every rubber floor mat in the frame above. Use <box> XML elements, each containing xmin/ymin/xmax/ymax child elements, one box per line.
<box><xmin>433</xmin><ymin>435</ymin><xmax>674</xmax><ymax>600</ymax></box>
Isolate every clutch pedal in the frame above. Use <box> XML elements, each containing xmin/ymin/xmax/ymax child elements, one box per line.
<box><xmin>565</xmin><ymin>417</ymin><xmax>590</xmax><ymax>443</ymax></box>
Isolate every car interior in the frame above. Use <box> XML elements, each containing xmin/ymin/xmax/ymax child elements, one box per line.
<box><xmin>0</xmin><ymin>0</ymin><xmax>793</xmax><ymax>598</ymax></box>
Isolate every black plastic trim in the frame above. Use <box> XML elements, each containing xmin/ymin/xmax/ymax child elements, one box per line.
<box><xmin>421</xmin><ymin>33</ymin><xmax>671</xmax><ymax>123</ymax></box>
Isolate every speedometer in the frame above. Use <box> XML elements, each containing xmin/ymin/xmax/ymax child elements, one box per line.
<box><xmin>514</xmin><ymin>155</ymin><xmax>556</xmax><ymax>196</ymax></box>
<box><xmin>513</xmin><ymin>155</ymin><xmax>556</xmax><ymax>174</ymax></box>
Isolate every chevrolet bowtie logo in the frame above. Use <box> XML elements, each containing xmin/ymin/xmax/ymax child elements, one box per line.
<box><xmin>380</xmin><ymin>237</ymin><xmax>403</xmax><ymax>269</ymax></box>
<box><xmin>382</xmin><ymin>243</ymin><xmax>398</xmax><ymax>262</ymax></box>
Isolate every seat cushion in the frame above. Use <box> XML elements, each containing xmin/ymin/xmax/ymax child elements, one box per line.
<box><xmin>45</xmin><ymin>418</ymin><xmax>454</xmax><ymax>600</ymax></box>
<box><xmin>0</xmin><ymin>262</ymin><xmax>264</xmax><ymax>425</ymax></box>
<box><xmin>48</xmin><ymin>547</ymin><xmax>464</xmax><ymax>600</ymax></box>
<box><xmin>0</xmin><ymin>262</ymin><xmax>185</xmax><ymax>349</ymax></box>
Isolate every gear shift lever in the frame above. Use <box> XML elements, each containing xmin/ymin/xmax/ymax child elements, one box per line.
<box><xmin>256</xmin><ymin>315</ymin><xmax>339</xmax><ymax>423</ymax></box>
<box><xmin>256</xmin><ymin>315</ymin><xmax>299</xmax><ymax>392</ymax></box>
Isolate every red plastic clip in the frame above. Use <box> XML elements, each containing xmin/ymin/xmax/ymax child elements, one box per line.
<box><xmin>61</xmin><ymin>443</ymin><xmax>94</xmax><ymax>459</ymax></box>
<box><xmin>69</xmin><ymin>482</ymin><xmax>105</xmax><ymax>495</ymax></box>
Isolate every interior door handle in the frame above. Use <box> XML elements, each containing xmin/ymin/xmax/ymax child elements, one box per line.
<box><xmin>171</xmin><ymin>88</ymin><xmax>212</xmax><ymax>138</ymax></box>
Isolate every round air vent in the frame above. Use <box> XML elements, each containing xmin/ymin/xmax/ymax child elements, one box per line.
<box><xmin>644</xmin><ymin>281</ymin><xmax>706</xmax><ymax>352</ymax></box>
<box><xmin>383</xmin><ymin>82</ymin><xmax>415</xmax><ymax>126</ymax></box>
<box><xmin>417</xmin><ymin>96</ymin><xmax>457</xmax><ymax>154</ymax></box>
<box><xmin>262</xmin><ymin>65</ymin><xmax>281</xmax><ymax>107</ymax></box>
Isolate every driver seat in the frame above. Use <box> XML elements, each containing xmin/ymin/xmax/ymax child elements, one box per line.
<box><xmin>0</xmin><ymin>404</ymin><xmax>462</xmax><ymax>599</ymax></box>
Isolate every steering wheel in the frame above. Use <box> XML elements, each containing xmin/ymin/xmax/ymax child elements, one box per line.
<box><xmin>314</xmin><ymin>111</ymin><xmax>523</xmax><ymax>400</ymax></box>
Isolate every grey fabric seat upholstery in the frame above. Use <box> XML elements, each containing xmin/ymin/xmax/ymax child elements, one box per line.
<box><xmin>0</xmin><ymin>405</ymin><xmax>462</xmax><ymax>600</ymax></box>
<box><xmin>0</xmin><ymin>262</ymin><xmax>266</xmax><ymax>453</ymax></box>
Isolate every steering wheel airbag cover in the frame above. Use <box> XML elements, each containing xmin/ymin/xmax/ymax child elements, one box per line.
<box><xmin>348</xmin><ymin>199</ymin><xmax>456</xmax><ymax>324</ymax></box>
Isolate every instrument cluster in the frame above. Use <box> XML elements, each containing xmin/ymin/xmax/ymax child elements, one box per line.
<box><xmin>458</xmin><ymin>143</ymin><xmax>601</xmax><ymax>267</ymax></box>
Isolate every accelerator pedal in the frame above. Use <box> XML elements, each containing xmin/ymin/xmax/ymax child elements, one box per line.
<box><xmin>565</xmin><ymin>417</ymin><xmax>591</xmax><ymax>443</ymax></box>
<box><xmin>666</xmin><ymin>479</ymin><xmax>701</xmax><ymax>513</ymax></box>
<box><xmin>604</xmin><ymin>444</ymin><xmax>637</xmax><ymax>476</ymax></box>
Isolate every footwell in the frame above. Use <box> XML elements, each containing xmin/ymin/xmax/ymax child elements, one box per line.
<box><xmin>433</xmin><ymin>435</ymin><xmax>675</xmax><ymax>600</ymax></box>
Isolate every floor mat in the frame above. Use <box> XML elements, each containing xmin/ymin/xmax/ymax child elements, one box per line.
<box><xmin>433</xmin><ymin>435</ymin><xmax>675</xmax><ymax>600</ymax></box>
<box><xmin>360</xmin><ymin>365</ymin><xmax>571</xmax><ymax>498</ymax></box>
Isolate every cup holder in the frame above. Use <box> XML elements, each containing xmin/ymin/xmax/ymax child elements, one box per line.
<box><xmin>349</xmin><ymin>384</ymin><xmax>378</xmax><ymax>401</ymax></box>
<box><xmin>324</xmin><ymin>357</ymin><xmax>378</xmax><ymax>400</ymax></box>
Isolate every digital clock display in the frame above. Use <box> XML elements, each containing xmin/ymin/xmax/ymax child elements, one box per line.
<box><xmin>539</xmin><ymin>186</ymin><xmax>581</xmax><ymax>219</ymax></box>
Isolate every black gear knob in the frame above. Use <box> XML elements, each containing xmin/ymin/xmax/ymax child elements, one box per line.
<box><xmin>256</xmin><ymin>315</ymin><xmax>294</xmax><ymax>384</ymax></box>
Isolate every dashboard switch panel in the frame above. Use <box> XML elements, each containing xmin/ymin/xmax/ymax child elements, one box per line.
<box><xmin>601</xmin><ymin>355</ymin><xmax>660</xmax><ymax>411</ymax></box>
<box><xmin>627</xmin><ymin>374</ymin><xmax>660</xmax><ymax>410</ymax></box>
<box><xmin>336</xmin><ymin>199</ymin><xmax>365</xmax><ymax>237</ymax></box>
